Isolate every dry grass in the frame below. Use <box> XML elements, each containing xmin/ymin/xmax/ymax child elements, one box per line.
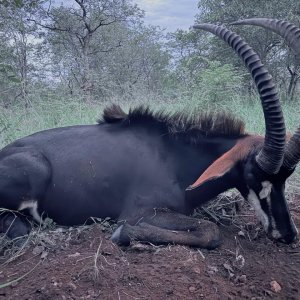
<box><xmin>193</xmin><ymin>190</ymin><xmax>246</xmax><ymax>226</ymax></box>
<box><xmin>193</xmin><ymin>190</ymin><xmax>265</xmax><ymax>242</ymax></box>
<box><xmin>0</xmin><ymin>215</ymin><xmax>117</xmax><ymax>267</ymax></box>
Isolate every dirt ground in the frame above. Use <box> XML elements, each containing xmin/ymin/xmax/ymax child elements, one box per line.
<box><xmin>1</xmin><ymin>196</ymin><xmax>300</xmax><ymax>300</ymax></box>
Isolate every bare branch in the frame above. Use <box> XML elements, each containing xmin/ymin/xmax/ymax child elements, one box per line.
<box><xmin>74</xmin><ymin>0</ymin><xmax>91</xmax><ymax>32</ymax></box>
<box><xmin>27</xmin><ymin>18</ymin><xmax>70</xmax><ymax>32</ymax></box>
<box><xmin>90</xmin><ymin>17</ymin><xmax>118</xmax><ymax>34</ymax></box>
<box><xmin>88</xmin><ymin>40</ymin><xmax>122</xmax><ymax>55</ymax></box>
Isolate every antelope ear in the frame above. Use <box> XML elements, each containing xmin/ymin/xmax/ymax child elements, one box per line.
<box><xmin>185</xmin><ymin>138</ymin><xmax>256</xmax><ymax>206</ymax></box>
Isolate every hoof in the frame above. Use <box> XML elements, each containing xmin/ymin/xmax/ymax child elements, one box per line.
<box><xmin>111</xmin><ymin>225</ymin><xmax>131</xmax><ymax>246</ymax></box>
<box><xmin>206</xmin><ymin>237</ymin><xmax>221</xmax><ymax>250</ymax></box>
<box><xmin>197</xmin><ymin>220</ymin><xmax>221</xmax><ymax>249</ymax></box>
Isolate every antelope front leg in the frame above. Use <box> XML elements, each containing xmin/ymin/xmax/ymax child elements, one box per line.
<box><xmin>111</xmin><ymin>209</ymin><xmax>220</xmax><ymax>249</ymax></box>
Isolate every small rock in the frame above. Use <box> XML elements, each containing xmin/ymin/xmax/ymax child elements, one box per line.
<box><xmin>238</xmin><ymin>275</ymin><xmax>247</xmax><ymax>284</ymax></box>
<box><xmin>207</xmin><ymin>265</ymin><xmax>218</xmax><ymax>275</ymax></box>
<box><xmin>166</xmin><ymin>288</ymin><xmax>173</xmax><ymax>295</ymax></box>
<box><xmin>189</xmin><ymin>286</ymin><xmax>196</xmax><ymax>293</ymax></box>
<box><xmin>68</xmin><ymin>252</ymin><xmax>81</xmax><ymax>258</ymax></box>
<box><xmin>193</xmin><ymin>267</ymin><xmax>201</xmax><ymax>274</ymax></box>
<box><xmin>238</xmin><ymin>230</ymin><xmax>245</xmax><ymax>237</ymax></box>
<box><xmin>233</xmin><ymin>254</ymin><xmax>245</xmax><ymax>269</ymax></box>
<box><xmin>270</xmin><ymin>280</ymin><xmax>281</xmax><ymax>293</ymax></box>
<box><xmin>32</xmin><ymin>245</ymin><xmax>45</xmax><ymax>255</ymax></box>
<box><xmin>41</xmin><ymin>251</ymin><xmax>48</xmax><ymax>259</ymax></box>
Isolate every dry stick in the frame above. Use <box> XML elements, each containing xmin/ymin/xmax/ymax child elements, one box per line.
<box><xmin>93</xmin><ymin>239</ymin><xmax>103</xmax><ymax>280</ymax></box>
<box><xmin>0</xmin><ymin>260</ymin><xmax>42</xmax><ymax>289</ymax></box>
<box><xmin>15</xmin><ymin>251</ymin><xmax>44</xmax><ymax>268</ymax></box>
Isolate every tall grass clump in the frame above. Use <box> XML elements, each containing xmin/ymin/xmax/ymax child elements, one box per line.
<box><xmin>1</xmin><ymin>92</ymin><xmax>298</xmax><ymax>146</ymax></box>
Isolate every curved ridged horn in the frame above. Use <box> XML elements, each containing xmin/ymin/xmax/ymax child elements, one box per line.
<box><xmin>283</xmin><ymin>128</ymin><xmax>300</xmax><ymax>170</ymax></box>
<box><xmin>193</xmin><ymin>24</ymin><xmax>286</xmax><ymax>174</ymax></box>
<box><xmin>232</xmin><ymin>18</ymin><xmax>300</xmax><ymax>170</ymax></box>
<box><xmin>231</xmin><ymin>18</ymin><xmax>300</xmax><ymax>55</ymax></box>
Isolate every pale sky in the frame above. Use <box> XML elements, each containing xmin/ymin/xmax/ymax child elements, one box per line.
<box><xmin>135</xmin><ymin>0</ymin><xmax>199</xmax><ymax>32</ymax></box>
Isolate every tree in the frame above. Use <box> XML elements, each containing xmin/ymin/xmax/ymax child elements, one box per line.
<box><xmin>92</xmin><ymin>24</ymin><xmax>170</xmax><ymax>99</ymax></box>
<box><xmin>196</xmin><ymin>0</ymin><xmax>300</xmax><ymax>100</ymax></box>
<box><xmin>31</xmin><ymin>0</ymin><xmax>143</xmax><ymax>102</ymax></box>
<box><xmin>0</xmin><ymin>0</ymin><xmax>42</xmax><ymax>106</ymax></box>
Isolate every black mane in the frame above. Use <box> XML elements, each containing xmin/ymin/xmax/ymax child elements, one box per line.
<box><xmin>99</xmin><ymin>104</ymin><xmax>246</xmax><ymax>142</ymax></box>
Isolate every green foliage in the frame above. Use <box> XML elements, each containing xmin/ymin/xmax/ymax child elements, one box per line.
<box><xmin>0</xmin><ymin>63</ymin><xmax>20</xmax><ymax>83</ymax></box>
<box><xmin>197</xmin><ymin>0</ymin><xmax>300</xmax><ymax>23</ymax></box>
<box><xmin>194</xmin><ymin>60</ymin><xmax>242</xmax><ymax>104</ymax></box>
<box><xmin>0</xmin><ymin>0</ymin><xmax>40</xmax><ymax>9</ymax></box>
<box><xmin>195</xmin><ymin>0</ymin><xmax>300</xmax><ymax>100</ymax></box>
<box><xmin>1</xmin><ymin>92</ymin><xmax>299</xmax><ymax>149</ymax></box>
<box><xmin>0</xmin><ymin>0</ymin><xmax>299</xmax><ymax>139</ymax></box>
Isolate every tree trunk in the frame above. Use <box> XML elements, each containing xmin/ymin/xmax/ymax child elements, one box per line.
<box><xmin>81</xmin><ymin>34</ymin><xmax>93</xmax><ymax>103</ymax></box>
<box><xmin>287</xmin><ymin>65</ymin><xmax>299</xmax><ymax>102</ymax></box>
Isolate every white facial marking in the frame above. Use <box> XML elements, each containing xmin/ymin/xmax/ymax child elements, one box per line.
<box><xmin>259</xmin><ymin>181</ymin><xmax>272</xmax><ymax>201</ymax></box>
<box><xmin>248</xmin><ymin>189</ymin><xmax>269</xmax><ymax>231</ymax></box>
<box><xmin>18</xmin><ymin>200</ymin><xmax>42</xmax><ymax>223</ymax></box>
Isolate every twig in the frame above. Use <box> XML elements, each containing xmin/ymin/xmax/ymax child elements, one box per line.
<box><xmin>0</xmin><ymin>260</ymin><xmax>42</xmax><ymax>289</ymax></box>
<box><xmin>93</xmin><ymin>239</ymin><xmax>103</xmax><ymax>280</ymax></box>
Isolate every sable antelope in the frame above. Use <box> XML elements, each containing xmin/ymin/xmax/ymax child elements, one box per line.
<box><xmin>0</xmin><ymin>23</ymin><xmax>298</xmax><ymax>248</ymax></box>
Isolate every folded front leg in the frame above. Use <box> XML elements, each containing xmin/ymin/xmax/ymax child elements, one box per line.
<box><xmin>111</xmin><ymin>209</ymin><xmax>220</xmax><ymax>249</ymax></box>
